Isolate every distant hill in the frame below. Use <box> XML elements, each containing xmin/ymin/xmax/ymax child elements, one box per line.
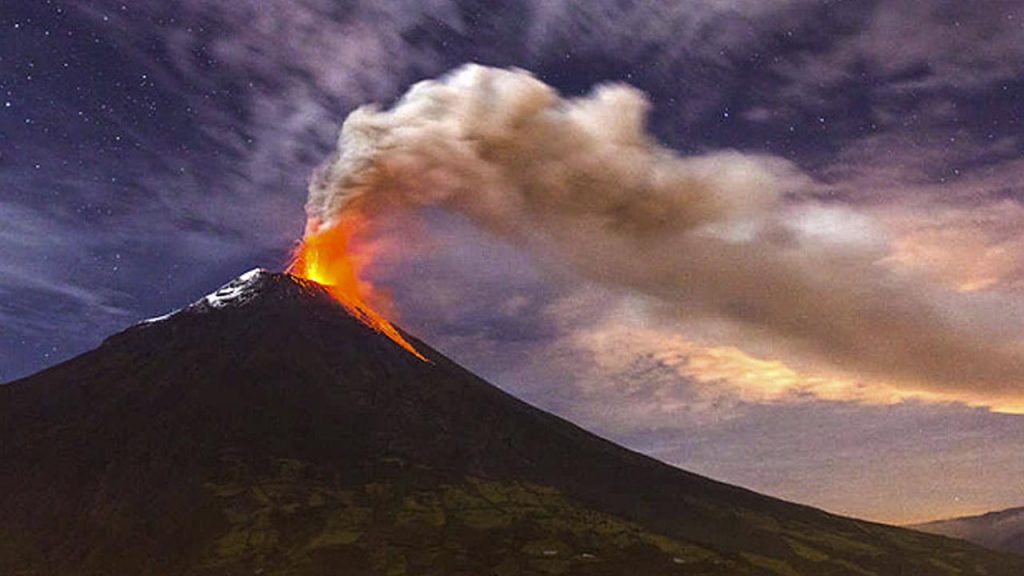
<box><xmin>910</xmin><ymin>506</ymin><xmax>1024</xmax><ymax>556</ymax></box>
<box><xmin>3</xmin><ymin>269</ymin><xmax>1022</xmax><ymax>575</ymax></box>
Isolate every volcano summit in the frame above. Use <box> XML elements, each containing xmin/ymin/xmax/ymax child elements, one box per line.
<box><xmin>1</xmin><ymin>270</ymin><xmax>1020</xmax><ymax>575</ymax></box>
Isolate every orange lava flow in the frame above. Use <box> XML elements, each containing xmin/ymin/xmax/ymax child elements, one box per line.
<box><xmin>289</xmin><ymin>214</ymin><xmax>427</xmax><ymax>362</ymax></box>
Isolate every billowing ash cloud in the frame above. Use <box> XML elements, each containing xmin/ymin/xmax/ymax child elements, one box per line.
<box><xmin>306</xmin><ymin>64</ymin><xmax>1024</xmax><ymax>405</ymax></box>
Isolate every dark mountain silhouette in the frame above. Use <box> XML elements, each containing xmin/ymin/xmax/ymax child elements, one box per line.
<box><xmin>910</xmin><ymin>506</ymin><xmax>1024</xmax><ymax>556</ymax></box>
<box><xmin>2</xmin><ymin>269</ymin><xmax>1021</xmax><ymax>575</ymax></box>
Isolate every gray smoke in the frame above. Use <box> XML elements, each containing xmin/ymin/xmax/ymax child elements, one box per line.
<box><xmin>306</xmin><ymin>64</ymin><xmax>1024</xmax><ymax>405</ymax></box>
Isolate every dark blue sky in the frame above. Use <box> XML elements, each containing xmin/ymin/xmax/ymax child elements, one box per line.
<box><xmin>3</xmin><ymin>0</ymin><xmax>1024</xmax><ymax>523</ymax></box>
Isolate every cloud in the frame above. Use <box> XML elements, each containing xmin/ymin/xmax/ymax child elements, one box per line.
<box><xmin>13</xmin><ymin>1</ymin><xmax>1024</xmax><ymax>400</ymax></box>
<box><xmin>882</xmin><ymin>201</ymin><xmax>1024</xmax><ymax>293</ymax></box>
<box><xmin>306</xmin><ymin>64</ymin><xmax>1024</xmax><ymax>408</ymax></box>
<box><xmin>855</xmin><ymin>0</ymin><xmax>1024</xmax><ymax>91</ymax></box>
<box><xmin>818</xmin><ymin>131</ymin><xmax>1024</xmax><ymax>294</ymax></box>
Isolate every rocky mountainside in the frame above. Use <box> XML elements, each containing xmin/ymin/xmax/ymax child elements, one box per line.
<box><xmin>2</xmin><ymin>269</ymin><xmax>1021</xmax><ymax>575</ymax></box>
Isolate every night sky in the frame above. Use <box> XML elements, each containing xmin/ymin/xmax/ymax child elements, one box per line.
<box><xmin>4</xmin><ymin>1</ymin><xmax>1024</xmax><ymax>524</ymax></box>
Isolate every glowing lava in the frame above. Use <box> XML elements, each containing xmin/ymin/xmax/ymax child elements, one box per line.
<box><xmin>289</xmin><ymin>214</ymin><xmax>427</xmax><ymax>362</ymax></box>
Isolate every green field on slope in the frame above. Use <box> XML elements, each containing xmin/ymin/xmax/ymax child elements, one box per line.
<box><xmin>196</xmin><ymin>457</ymin><xmax>1007</xmax><ymax>576</ymax></box>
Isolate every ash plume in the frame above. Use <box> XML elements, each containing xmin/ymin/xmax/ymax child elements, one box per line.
<box><xmin>305</xmin><ymin>64</ymin><xmax>1024</xmax><ymax>406</ymax></box>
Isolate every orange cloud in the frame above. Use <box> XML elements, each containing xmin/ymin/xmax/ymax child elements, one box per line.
<box><xmin>573</xmin><ymin>315</ymin><xmax>1024</xmax><ymax>415</ymax></box>
<box><xmin>879</xmin><ymin>201</ymin><xmax>1024</xmax><ymax>293</ymax></box>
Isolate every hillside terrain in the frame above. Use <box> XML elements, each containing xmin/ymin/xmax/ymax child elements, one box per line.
<box><xmin>911</xmin><ymin>507</ymin><xmax>1024</xmax><ymax>556</ymax></box>
<box><xmin>2</xmin><ymin>270</ymin><xmax>1021</xmax><ymax>575</ymax></box>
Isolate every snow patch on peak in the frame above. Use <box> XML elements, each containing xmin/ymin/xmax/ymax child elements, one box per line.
<box><xmin>139</xmin><ymin>310</ymin><xmax>178</xmax><ymax>325</ymax></box>
<box><xmin>201</xmin><ymin>268</ymin><xmax>269</xmax><ymax>309</ymax></box>
<box><xmin>133</xmin><ymin>268</ymin><xmax>273</xmax><ymax>327</ymax></box>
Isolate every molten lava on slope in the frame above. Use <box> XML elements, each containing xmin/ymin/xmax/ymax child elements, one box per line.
<box><xmin>289</xmin><ymin>213</ymin><xmax>427</xmax><ymax>361</ymax></box>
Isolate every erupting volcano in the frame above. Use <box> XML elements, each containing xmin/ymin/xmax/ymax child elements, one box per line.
<box><xmin>288</xmin><ymin>213</ymin><xmax>427</xmax><ymax>361</ymax></box>
<box><xmin>5</xmin><ymin>268</ymin><xmax>1024</xmax><ymax>575</ymax></box>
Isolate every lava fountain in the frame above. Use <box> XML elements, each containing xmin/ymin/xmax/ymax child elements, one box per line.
<box><xmin>289</xmin><ymin>213</ymin><xmax>427</xmax><ymax>361</ymax></box>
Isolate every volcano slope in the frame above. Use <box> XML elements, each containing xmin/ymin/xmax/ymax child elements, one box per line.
<box><xmin>1</xmin><ymin>269</ymin><xmax>1020</xmax><ymax>576</ymax></box>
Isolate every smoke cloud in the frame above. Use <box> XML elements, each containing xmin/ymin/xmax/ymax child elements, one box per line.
<box><xmin>306</xmin><ymin>64</ymin><xmax>1024</xmax><ymax>406</ymax></box>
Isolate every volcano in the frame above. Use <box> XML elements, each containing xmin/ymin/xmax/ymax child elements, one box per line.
<box><xmin>2</xmin><ymin>269</ymin><xmax>1021</xmax><ymax>575</ymax></box>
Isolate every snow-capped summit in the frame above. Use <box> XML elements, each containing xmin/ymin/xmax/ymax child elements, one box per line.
<box><xmin>139</xmin><ymin>268</ymin><xmax>287</xmax><ymax>325</ymax></box>
<box><xmin>197</xmin><ymin>267</ymin><xmax>271</xmax><ymax>309</ymax></box>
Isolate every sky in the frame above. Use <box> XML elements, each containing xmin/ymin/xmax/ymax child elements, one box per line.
<box><xmin>2</xmin><ymin>0</ymin><xmax>1024</xmax><ymax>525</ymax></box>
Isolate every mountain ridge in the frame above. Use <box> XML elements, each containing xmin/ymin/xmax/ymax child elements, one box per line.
<box><xmin>910</xmin><ymin>506</ymin><xmax>1024</xmax><ymax>556</ymax></box>
<box><xmin>2</xmin><ymin>269</ymin><xmax>1021</xmax><ymax>575</ymax></box>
